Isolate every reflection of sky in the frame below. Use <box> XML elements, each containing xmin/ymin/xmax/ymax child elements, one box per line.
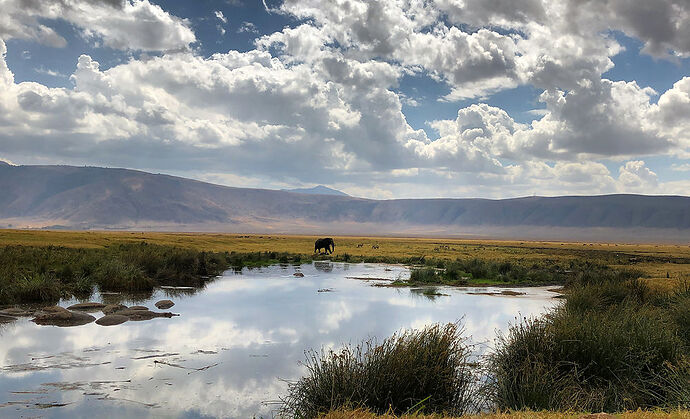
<box><xmin>0</xmin><ymin>263</ymin><xmax>556</xmax><ymax>418</ymax></box>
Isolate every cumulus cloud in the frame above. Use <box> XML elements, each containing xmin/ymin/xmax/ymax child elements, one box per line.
<box><xmin>618</xmin><ymin>160</ymin><xmax>659</xmax><ymax>191</ymax></box>
<box><xmin>423</xmin><ymin>76</ymin><xmax>674</xmax><ymax>165</ymax></box>
<box><xmin>560</xmin><ymin>0</ymin><xmax>690</xmax><ymax>58</ymax></box>
<box><xmin>0</xmin><ymin>39</ymin><xmax>434</xmax><ymax>179</ymax></box>
<box><xmin>0</xmin><ymin>0</ymin><xmax>196</xmax><ymax>51</ymax></box>
<box><xmin>1</xmin><ymin>0</ymin><xmax>689</xmax><ymax>198</ymax></box>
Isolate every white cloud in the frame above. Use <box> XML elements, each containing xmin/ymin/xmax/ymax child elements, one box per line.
<box><xmin>618</xmin><ymin>160</ymin><xmax>659</xmax><ymax>191</ymax></box>
<box><xmin>1</xmin><ymin>1</ymin><xmax>689</xmax><ymax>198</ymax></box>
<box><xmin>34</xmin><ymin>66</ymin><xmax>66</xmax><ymax>78</ymax></box>
<box><xmin>238</xmin><ymin>22</ymin><xmax>258</xmax><ymax>34</ymax></box>
<box><xmin>560</xmin><ymin>0</ymin><xmax>690</xmax><ymax>58</ymax></box>
<box><xmin>672</xmin><ymin>163</ymin><xmax>690</xmax><ymax>172</ymax></box>
<box><xmin>0</xmin><ymin>0</ymin><xmax>195</xmax><ymax>51</ymax></box>
<box><xmin>214</xmin><ymin>10</ymin><xmax>227</xmax><ymax>24</ymax></box>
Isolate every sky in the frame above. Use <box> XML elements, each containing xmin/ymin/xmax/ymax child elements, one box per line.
<box><xmin>0</xmin><ymin>0</ymin><xmax>689</xmax><ymax>199</ymax></box>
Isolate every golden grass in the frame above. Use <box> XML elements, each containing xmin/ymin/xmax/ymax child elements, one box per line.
<box><xmin>0</xmin><ymin>229</ymin><xmax>688</xmax><ymax>283</ymax></box>
<box><xmin>322</xmin><ymin>409</ymin><xmax>690</xmax><ymax>419</ymax></box>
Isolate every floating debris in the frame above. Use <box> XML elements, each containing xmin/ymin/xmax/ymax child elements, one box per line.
<box><xmin>0</xmin><ymin>401</ymin><xmax>72</xmax><ymax>409</ymax></box>
<box><xmin>96</xmin><ymin>395</ymin><xmax>159</xmax><ymax>408</ymax></box>
<box><xmin>131</xmin><ymin>353</ymin><xmax>179</xmax><ymax>360</ymax></box>
<box><xmin>2</xmin><ymin>359</ymin><xmax>111</xmax><ymax>373</ymax></box>
<box><xmin>153</xmin><ymin>360</ymin><xmax>219</xmax><ymax>373</ymax></box>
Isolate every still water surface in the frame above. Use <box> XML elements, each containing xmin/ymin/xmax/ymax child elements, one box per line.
<box><xmin>0</xmin><ymin>262</ymin><xmax>557</xmax><ymax>418</ymax></box>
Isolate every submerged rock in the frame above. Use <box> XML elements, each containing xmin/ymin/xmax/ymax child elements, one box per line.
<box><xmin>155</xmin><ymin>299</ymin><xmax>175</xmax><ymax>309</ymax></box>
<box><xmin>293</xmin><ymin>272</ymin><xmax>304</xmax><ymax>277</ymax></box>
<box><xmin>96</xmin><ymin>314</ymin><xmax>129</xmax><ymax>326</ymax></box>
<box><xmin>0</xmin><ymin>307</ymin><xmax>32</xmax><ymax>317</ymax></box>
<box><xmin>117</xmin><ymin>309</ymin><xmax>176</xmax><ymax>321</ymax></box>
<box><xmin>32</xmin><ymin>307</ymin><xmax>95</xmax><ymax>327</ymax></box>
<box><xmin>37</xmin><ymin>306</ymin><xmax>71</xmax><ymax>319</ymax></box>
<box><xmin>67</xmin><ymin>302</ymin><xmax>107</xmax><ymax>312</ymax></box>
<box><xmin>102</xmin><ymin>304</ymin><xmax>127</xmax><ymax>314</ymax></box>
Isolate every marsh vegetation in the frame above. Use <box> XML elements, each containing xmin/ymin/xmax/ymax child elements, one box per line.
<box><xmin>285</xmin><ymin>275</ymin><xmax>690</xmax><ymax>417</ymax></box>
<box><xmin>0</xmin><ymin>230</ymin><xmax>688</xmax><ymax>418</ymax></box>
<box><xmin>0</xmin><ymin>244</ymin><xmax>231</xmax><ymax>304</ymax></box>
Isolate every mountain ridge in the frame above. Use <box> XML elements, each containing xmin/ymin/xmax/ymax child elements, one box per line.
<box><xmin>0</xmin><ymin>164</ymin><xmax>688</xmax><ymax>242</ymax></box>
<box><xmin>283</xmin><ymin>185</ymin><xmax>349</xmax><ymax>196</ymax></box>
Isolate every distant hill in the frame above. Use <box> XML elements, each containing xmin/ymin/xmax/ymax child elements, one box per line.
<box><xmin>0</xmin><ymin>164</ymin><xmax>688</xmax><ymax>242</ymax></box>
<box><xmin>284</xmin><ymin>185</ymin><xmax>349</xmax><ymax>196</ymax></box>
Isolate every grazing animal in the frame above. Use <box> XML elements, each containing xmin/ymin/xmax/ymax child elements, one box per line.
<box><xmin>314</xmin><ymin>238</ymin><xmax>335</xmax><ymax>254</ymax></box>
<box><xmin>372</xmin><ymin>244</ymin><xmax>379</xmax><ymax>249</ymax></box>
<box><xmin>356</xmin><ymin>243</ymin><xmax>363</xmax><ymax>248</ymax></box>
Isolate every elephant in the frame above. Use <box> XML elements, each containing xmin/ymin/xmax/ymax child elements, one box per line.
<box><xmin>314</xmin><ymin>238</ymin><xmax>335</xmax><ymax>255</ymax></box>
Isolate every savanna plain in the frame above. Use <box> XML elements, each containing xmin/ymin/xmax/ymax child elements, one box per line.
<box><xmin>0</xmin><ymin>229</ymin><xmax>689</xmax><ymax>418</ymax></box>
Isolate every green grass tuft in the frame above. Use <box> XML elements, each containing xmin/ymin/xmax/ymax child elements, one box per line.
<box><xmin>282</xmin><ymin>323</ymin><xmax>477</xmax><ymax>418</ymax></box>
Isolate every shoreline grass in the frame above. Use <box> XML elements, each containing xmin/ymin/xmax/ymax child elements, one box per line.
<box><xmin>485</xmin><ymin>275</ymin><xmax>690</xmax><ymax>413</ymax></box>
<box><xmin>0</xmin><ymin>229</ymin><xmax>687</xmax><ymax>284</ymax></box>
<box><xmin>321</xmin><ymin>409</ymin><xmax>690</xmax><ymax>418</ymax></box>
<box><xmin>281</xmin><ymin>323</ymin><xmax>477</xmax><ymax>418</ymax></box>
<box><xmin>0</xmin><ymin>243</ymin><xmax>233</xmax><ymax>305</ymax></box>
<box><xmin>0</xmin><ymin>241</ymin><xmax>650</xmax><ymax>305</ymax></box>
<box><xmin>289</xmin><ymin>268</ymin><xmax>689</xmax><ymax>417</ymax></box>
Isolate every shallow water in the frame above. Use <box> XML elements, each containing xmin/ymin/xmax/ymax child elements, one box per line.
<box><xmin>0</xmin><ymin>262</ymin><xmax>558</xmax><ymax>418</ymax></box>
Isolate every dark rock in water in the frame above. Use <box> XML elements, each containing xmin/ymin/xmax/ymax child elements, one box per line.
<box><xmin>0</xmin><ymin>313</ymin><xmax>17</xmax><ymax>323</ymax></box>
<box><xmin>96</xmin><ymin>314</ymin><xmax>129</xmax><ymax>326</ymax></box>
<box><xmin>129</xmin><ymin>306</ymin><xmax>149</xmax><ymax>311</ymax></box>
<box><xmin>155</xmin><ymin>299</ymin><xmax>175</xmax><ymax>309</ymax></box>
<box><xmin>293</xmin><ymin>272</ymin><xmax>305</xmax><ymax>277</ymax></box>
<box><xmin>68</xmin><ymin>302</ymin><xmax>107</xmax><ymax>312</ymax></box>
<box><xmin>32</xmin><ymin>307</ymin><xmax>95</xmax><ymax>327</ymax></box>
<box><xmin>0</xmin><ymin>307</ymin><xmax>32</xmax><ymax>317</ymax></box>
<box><xmin>117</xmin><ymin>309</ymin><xmax>176</xmax><ymax>321</ymax></box>
<box><xmin>36</xmin><ymin>306</ymin><xmax>72</xmax><ymax>319</ymax></box>
<box><xmin>102</xmin><ymin>304</ymin><xmax>127</xmax><ymax>314</ymax></box>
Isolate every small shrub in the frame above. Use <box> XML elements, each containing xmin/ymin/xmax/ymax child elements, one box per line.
<box><xmin>282</xmin><ymin>323</ymin><xmax>476</xmax><ymax>418</ymax></box>
<box><xmin>487</xmin><ymin>298</ymin><xmax>690</xmax><ymax>412</ymax></box>
<box><xmin>94</xmin><ymin>258</ymin><xmax>154</xmax><ymax>292</ymax></box>
<box><xmin>409</xmin><ymin>267</ymin><xmax>439</xmax><ymax>284</ymax></box>
<box><xmin>12</xmin><ymin>273</ymin><xmax>62</xmax><ymax>304</ymax></box>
